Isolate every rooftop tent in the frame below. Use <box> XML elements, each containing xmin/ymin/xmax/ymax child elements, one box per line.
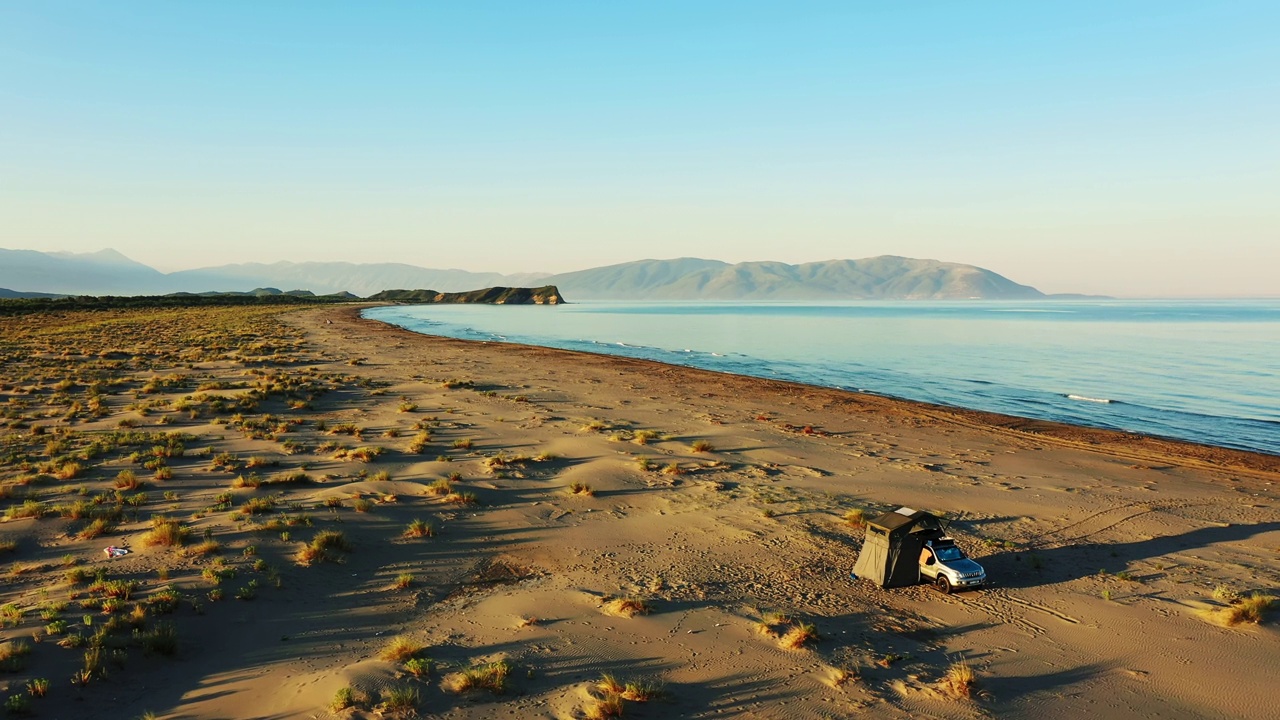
<box><xmin>852</xmin><ymin>507</ymin><xmax>945</xmax><ymax>588</ymax></box>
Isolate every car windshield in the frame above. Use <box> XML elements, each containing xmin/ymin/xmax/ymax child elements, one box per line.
<box><xmin>934</xmin><ymin>546</ymin><xmax>965</xmax><ymax>562</ymax></box>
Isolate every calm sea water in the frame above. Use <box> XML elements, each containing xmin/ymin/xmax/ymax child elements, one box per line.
<box><xmin>364</xmin><ymin>301</ymin><xmax>1280</xmax><ymax>456</ymax></box>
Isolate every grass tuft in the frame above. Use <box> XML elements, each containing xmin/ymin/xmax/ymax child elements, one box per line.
<box><xmin>379</xmin><ymin>636</ymin><xmax>422</xmax><ymax>662</ymax></box>
<box><xmin>940</xmin><ymin>658</ymin><xmax>978</xmax><ymax>699</ymax></box>
<box><xmin>1210</xmin><ymin>592</ymin><xmax>1275</xmax><ymax>626</ymax></box>
<box><xmin>444</xmin><ymin>660</ymin><xmax>511</xmax><ymax>695</ymax></box>
<box><xmin>295</xmin><ymin>530</ymin><xmax>350</xmax><ymax>565</ymax></box>
<box><xmin>779</xmin><ymin>622</ymin><xmax>819</xmax><ymax>650</ymax></box>
<box><xmin>403</xmin><ymin>518</ymin><xmax>435</xmax><ymax>538</ymax></box>
<box><xmin>142</xmin><ymin>517</ymin><xmax>189</xmax><ymax>547</ymax></box>
<box><xmin>381</xmin><ymin>685</ymin><xmax>418</xmax><ymax>716</ymax></box>
<box><xmin>603</xmin><ymin>597</ymin><xmax>652</xmax><ymax>618</ymax></box>
<box><xmin>331</xmin><ymin>686</ymin><xmax>359</xmax><ymax>711</ymax></box>
<box><xmin>842</xmin><ymin>508</ymin><xmax>866</xmax><ymax>528</ymax></box>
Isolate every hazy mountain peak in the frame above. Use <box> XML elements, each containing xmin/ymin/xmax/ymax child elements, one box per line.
<box><xmin>46</xmin><ymin>248</ymin><xmax>145</xmax><ymax>266</ymax></box>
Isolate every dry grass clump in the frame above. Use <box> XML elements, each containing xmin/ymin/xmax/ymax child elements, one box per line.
<box><xmin>1212</xmin><ymin>584</ymin><xmax>1240</xmax><ymax>603</ymax></box>
<box><xmin>142</xmin><ymin>517</ymin><xmax>190</xmax><ymax>547</ymax></box>
<box><xmin>5</xmin><ymin>499</ymin><xmax>49</xmax><ymax>520</ymax></box>
<box><xmin>241</xmin><ymin>496</ymin><xmax>276</xmax><ymax>515</ymax></box>
<box><xmin>569</xmin><ymin>482</ymin><xmax>595</xmax><ymax>497</ymax></box>
<box><xmin>0</xmin><ymin>604</ymin><xmax>23</xmax><ymax>628</ymax></box>
<box><xmin>403</xmin><ymin>518</ymin><xmax>435</xmax><ymax>538</ymax></box>
<box><xmin>1207</xmin><ymin>591</ymin><xmax>1275</xmax><ymax>626</ymax></box>
<box><xmin>620</xmin><ymin>678</ymin><xmax>661</xmax><ymax>702</ymax></box>
<box><xmin>939</xmin><ymin>658</ymin><xmax>978</xmax><ymax>699</ymax></box>
<box><xmin>327</xmin><ymin>422</ymin><xmax>363</xmax><ymax>437</ymax></box>
<box><xmin>842</xmin><ymin>508</ymin><xmax>866</xmax><ymax>528</ymax></box>
<box><xmin>585</xmin><ymin>694</ymin><xmax>625</xmax><ymax>719</ymax></box>
<box><xmin>626</xmin><ymin>429</ymin><xmax>657</xmax><ymax>445</ymax></box>
<box><xmin>427</xmin><ymin>478</ymin><xmax>453</xmax><ymax>496</ymax></box>
<box><xmin>602</xmin><ymin>597</ymin><xmax>652</xmax><ymax>618</ymax></box>
<box><xmin>597</xmin><ymin>673</ymin><xmax>625</xmax><ymax>695</ymax></box>
<box><xmin>755</xmin><ymin>610</ymin><xmax>792</xmax><ymax>636</ymax></box>
<box><xmin>267</xmin><ymin>469</ymin><xmax>311</xmax><ymax>485</ymax></box>
<box><xmin>295</xmin><ymin>530</ymin><xmax>350</xmax><ymax>565</ymax></box>
<box><xmin>379</xmin><ymin>635</ymin><xmax>422</xmax><ymax>662</ymax></box>
<box><xmin>332</xmin><ymin>445</ymin><xmax>383</xmax><ymax>462</ymax></box>
<box><xmin>0</xmin><ymin>639</ymin><xmax>32</xmax><ymax>672</ymax></box>
<box><xmin>330</xmin><ymin>686</ymin><xmax>363</xmax><ymax>711</ymax></box>
<box><xmin>407</xmin><ymin>432</ymin><xmax>432</xmax><ymax>454</ymax></box>
<box><xmin>10</xmin><ymin>561</ymin><xmax>47</xmax><ymax>577</ymax></box>
<box><xmin>690</xmin><ymin>440</ymin><xmax>714</xmax><ymax>453</ymax></box>
<box><xmin>444</xmin><ymin>491</ymin><xmax>478</xmax><ymax>505</ymax></box>
<box><xmin>78</xmin><ymin>517</ymin><xmax>115</xmax><ymax>540</ymax></box>
<box><xmin>588</xmin><ymin>673</ymin><xmax>661</xmax><ymax>718</ymax></box>
<box><xmin>392</xmin><ymin>573</ymin><xmax>413</xmax><ymax>590</ymax></box>
<box><xmin>779</xmin><ymin>622</ymin><xmax>819</xmax><ymax>649</ymax></box>
<box><xmin>188</xmin><ymin>538</ymin><xmax>222</xmax><ymax>556</ymax></box>
<box><xmin>443</xmin><ymin>660</ymin><xmax>510</xmax><ymax>695</ymax></box>
<box><xmin>380</xmin><ymin>685</ymin><xmax>418</xmax><ymax>717</ymax></box>
<box><xmin>756</xmin><ymin>610</ymin><xmax>818</xmax><ymax>649</ymax></box>
<box><xmin>55</xmin><ymin>461</ymin><xmax>85</xmax><ymax>480</ymax></box>
<box><xmin>114</xmin><ymin>470</ymin><xmax>141</xmax><ymax>490</ymax></box>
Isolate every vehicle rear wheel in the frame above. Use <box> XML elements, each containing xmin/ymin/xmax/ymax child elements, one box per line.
<box><xmin>936</xmin><ymin>576</ymin><xmax>952</xmax><ymax>594</ymax></box>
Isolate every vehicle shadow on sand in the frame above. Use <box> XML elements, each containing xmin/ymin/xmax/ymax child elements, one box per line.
<box><xmin>987</xmin><ymin>521</ymin><xmax>1280</xmax><ymax>589</ymax></box>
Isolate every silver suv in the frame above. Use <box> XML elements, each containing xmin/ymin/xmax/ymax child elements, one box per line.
<box><xmin>919</xmin><ymin>539</ymin><xmax>986</xmax><ymax>593</ymax></box>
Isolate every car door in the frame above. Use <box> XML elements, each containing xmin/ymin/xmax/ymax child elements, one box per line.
<box><xmin>919</xmin><ymin>548</ymin><xmax>938</xmax><ymax>579</ymax></box>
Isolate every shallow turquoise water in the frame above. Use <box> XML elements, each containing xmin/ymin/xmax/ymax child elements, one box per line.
<box><xmin>364</xmin><ymin>300</ymin><xmax>1280</xmax><ymax>455</ymax></box>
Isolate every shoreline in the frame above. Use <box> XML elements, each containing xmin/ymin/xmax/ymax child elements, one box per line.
<box><xmin>346</xmin><ymin>304</ymin><xmax>1279</xmax><ymax>476</ymax></box>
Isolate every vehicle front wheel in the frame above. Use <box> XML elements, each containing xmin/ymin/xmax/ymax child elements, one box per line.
<box><xmin>936</xmin><ymin>576</ymin><xmax>952</xmax><ymax>594</ymax></box>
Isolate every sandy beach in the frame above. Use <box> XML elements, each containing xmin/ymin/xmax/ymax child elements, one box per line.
<box><xmin>1</xmin><ymin>303</ymin><xmax>1276</xmax><ymax>719</ymax></box>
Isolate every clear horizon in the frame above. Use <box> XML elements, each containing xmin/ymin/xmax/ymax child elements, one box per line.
<box><xmin>2</xmin><ymin>2</ymin><xmax>1277</xmax><ymax>297</ymax></box>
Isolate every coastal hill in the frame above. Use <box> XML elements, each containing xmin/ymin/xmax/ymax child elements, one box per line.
<box><xmin>1</xmin><ymin>247</ymin><xmax>1046</xmax><ymax>300</ymax></box>
<box><xmin>369</xmin><ymin>286</ymin><xmax>564</xmax><ymax>305</ymax></box>
<box><xmin>546</xmin><ymin>256</ymin><xmax>1044</xmax><ymax>300</ymax></box>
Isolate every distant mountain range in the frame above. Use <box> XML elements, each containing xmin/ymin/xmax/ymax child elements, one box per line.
<box><xmin>0</xmin><ymin>248</ymin><xmax>1062</xmax><ymax>300</ymax></box>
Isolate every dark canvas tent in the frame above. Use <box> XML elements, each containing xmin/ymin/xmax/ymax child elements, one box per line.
<box><xmin>853</xmin><ymin>507</ymin><xmax>945</xmax><ymax>588</ymax></box>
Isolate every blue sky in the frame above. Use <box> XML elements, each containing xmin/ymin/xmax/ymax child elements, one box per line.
<box><xmin>2</xmin><ymin>2</ymin><xmax>1277</xmax><ymax>295</ymax></box>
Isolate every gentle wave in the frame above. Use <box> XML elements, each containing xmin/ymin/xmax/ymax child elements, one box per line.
<box><xmin>1066</xmin><ymin>394</ymin><xmax>1113</xmax><ymax>404</ymax></box>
